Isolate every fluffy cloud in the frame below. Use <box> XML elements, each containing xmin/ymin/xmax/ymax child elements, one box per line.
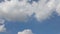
<box><xmin>0</xmin><ymin>0</ymin><xmax>60</xmax><ymax>21</ymax></box>
<box><xmin>18</xmin><ymin>29</ymin><xmax>33</xmax><ymax>34</ymax></box>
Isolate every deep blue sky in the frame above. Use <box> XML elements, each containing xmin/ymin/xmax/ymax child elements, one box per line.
<box><xmin>0</xmin><ymin>0</ymin><xmax>60</xmax><ymax>34</ymax></box>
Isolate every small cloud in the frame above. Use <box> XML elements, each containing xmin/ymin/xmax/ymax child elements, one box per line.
<box><xmin>18</xmin><ymin>29</ymin><xmax>33</xmax><ymax>34</ymax></box>
<box><xmin>0</xmin><ymin>19</ymin><xmax>6</xmax><ymax>32</ymax></box>
<box><xmin>0</xmin><ymin>24</ymin><xmax>6</xmax><ymax>32</ymax></box>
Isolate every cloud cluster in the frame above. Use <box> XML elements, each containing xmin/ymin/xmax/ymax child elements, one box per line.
<box><xmin>0</xmin><ymin>0</ymin><xmax>60</xmax><ymax>21</ymax></box>
<box><xmin>18</xmin><ymin>29</ymin><xmax>33</xmax><ymax>34</ymax></box>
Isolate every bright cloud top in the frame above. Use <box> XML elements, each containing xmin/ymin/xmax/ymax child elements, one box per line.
<box><xmin>0</xmin><ymin>0</ymin><xmax>60</xmax><ymax>21</ymax></box>
<box><xmin>18</xmin><ymin>29</ymin><xmax>33</xmax><ymax>34</ymax></box>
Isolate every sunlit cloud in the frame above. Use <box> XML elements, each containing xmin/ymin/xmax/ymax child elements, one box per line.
<box><xmin>18</xmin><ymin>29</ymin><xmax>33</xmax><ymax>34</ymax></box>
<box><xmin>0</xmin><ymin>0</ymin><xmax>60</xmax><ymax>21</ymax></box>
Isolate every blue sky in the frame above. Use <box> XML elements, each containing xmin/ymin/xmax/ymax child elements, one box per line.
<box><xmin>5</xmin><ymin>14</ymin><xmax>60</xmax><ymax>34</ymax></box>
<box><xmin>0</xmin><ymin>0</ymin><xmax>60</xmax><ymax>34</ymax></box>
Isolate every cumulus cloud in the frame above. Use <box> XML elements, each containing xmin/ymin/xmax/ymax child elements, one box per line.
<box><xmin>18</xmin><ymin>29</ymin><xmax>33</xmax><ymax>34</ymax></box>
<box><xmin>0</xmin><ymin>0</ymin><xmax>60</xmax><ymax>21</ymax></box>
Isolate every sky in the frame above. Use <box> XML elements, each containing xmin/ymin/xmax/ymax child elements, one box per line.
<box><xmin>0</xmin><ymin>0</ymin><xmax>60</xmax><ymax>34</ymax></box>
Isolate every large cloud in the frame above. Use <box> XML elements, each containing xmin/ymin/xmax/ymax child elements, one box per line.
<box><xmin>0</xmin><ymin>0</ymin><xmax>60</xmax><ymax>21</ymax></box>
<box><xmin>18</xmin><ymin>29</ymin><xmax>33</xmax><ymax>34</ymax></box>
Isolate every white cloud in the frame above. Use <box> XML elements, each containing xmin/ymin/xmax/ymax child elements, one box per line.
<box><xmin>0</xmin><ymin>25</ymin><xmax>6</xmax><ymax>32</ymax></box>
<box><xmin>0</xmin><ymin>19</ymin><xmax>6</xmax><ymax>32</ymax></box>
<box><xmin>0</xmin><ymin>0</ymin><xmax>60</xmax><ymax>21</ymax></box>
<box><xmin>18</xmin><ymin>29</ymin><xmax>33</xmax><ymax>34</ymax></box>
<box><xmin>56</xmin><ymin>4</ymin><xmax>60</xmax><ymax>16</ymax></box>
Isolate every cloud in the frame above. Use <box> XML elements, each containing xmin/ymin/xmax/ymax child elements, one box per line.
<box><xmin>0</xmin><ymin>0</ymin><xmax>60</xmax><ymax>21</ymax></box>
<box><xmin>0</xmin><ymin>19</ymin><xmax>6</xmax><ymax>32</ymax></box>
<box><xmin>18</xmin><ymin>29</ymin><xmax>33</xmax><ymax>34</ymax></box>
<box><xmin>0</xmin><ymin>25</ymin><xmax>6</xmax><ymax>32</ymax></box>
